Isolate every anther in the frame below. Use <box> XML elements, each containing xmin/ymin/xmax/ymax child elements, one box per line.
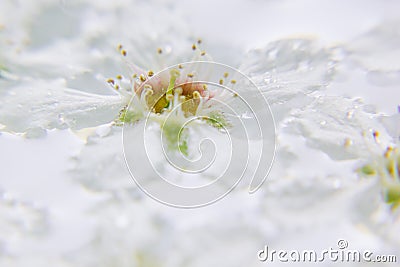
<box><xmin>192</xmin><ymin>44</ymin><xmax>197</xmax><ymax>50</ymax></box>
<box><xmin>148</xmin><ymin>70</ymin><xmax>154</xmax><ymax>77</ymax></box>
<box><xmin>202</xmin><ymin>84</ymin><xmax>208</xmax><ymax>90</ymax></box>
<box><xmin>344</xmin><ymin>138</ymin><xmax>353</xmax><ymax>148</ymax></box>
<box><xmin>107</xmin><ymin>78</ymin><xmax>115</xmax><ymax>85</ymax></box>
<box><xmin>187</xmin><ymin>73</ymin><xmax>194</xmax><ymax>78</ymax></box>
<box><xmin>193</xmin><ymin>91</ymin><xmax>201</xmax><ymax>99</ymax></box>
<box><xmin>231</xmin><ymin>80</ymin><xmax>237</xmax><ymax>84</ymax></box>
<box><xmin>116</xmin><ymin>75</ymin><xmax>122</xmax><ymax>80</ymax></box>
<box><xmin>140</xmin><ymin>74</ymin><xmax>146</xmax><ymax>82</ymax></box>
<box><xmin>121</xmin><ymin>49</ymin><xmax>127</xmax><ymax>56</ymax></box>
<box><xmin>117</xmin><ymin>44</ymin><xmax>123</xmax><ymax>51</ymax></box>
<box><xmin>178</xmin><ymin>64</ymin><xmax>183</xmax><ymax>69</ymax></box>
<box><xmin>219</xmin><ymin>79</ymin><xmax>224</xmax><ymax>85</ymax></box>
<box><xmin>373</xmin><ymin>131</ymin><xmax>380</xmax><ymax>140</ymax></box>
<box><xmin>200</xmin><ymin>51</ymin><xmax>206</xmax><ymax>56</ymax></box>
<box><xmin>157</xmin><ymin>48</ymin><xmax>163</xmax><ymax>54</ymax></box>
<box><xmin>223</xmin><ymin>72</ymin><xmax>229</xmax><ymax>78</ymax></box>
<box><xmin>197</xmin><ymin>39</ymin><xmax>202</xmax><ymax>44</ymax></box>
<box><xmin>384</xmin><ymin>146</ymin><xmax>393</xmax><ymax>158</ymax></box>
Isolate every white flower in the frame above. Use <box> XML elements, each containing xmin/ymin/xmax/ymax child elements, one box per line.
<box><xmin>359</xmin><ymin>139</ymin><xmax>400</xmax><ymax>211</ymax></box>
<box><xmin>110</xmin><ymin>44</ymin><xmax>239</xmax><ymax>155</ymax></box>
<box><xmin>2</xmin><ymin>1</ymin><xmax>400</xmax><ymax>265</ymax></box>
<box><xmin>0</xmin><ymin>0</ymin><xmax>191</xmax><ymax>137</ymax></box>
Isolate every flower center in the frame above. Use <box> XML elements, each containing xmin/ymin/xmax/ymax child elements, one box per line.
<box><xmin>141</xmin><ymin>69</ymin><xmax>208</xmax><ymax>116</ymax></box>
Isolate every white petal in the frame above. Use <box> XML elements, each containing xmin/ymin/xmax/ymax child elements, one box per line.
<box><xmin>0</xmin><ymin>79</ymin><xmax>124</xmax><ymax>136</ymax></box>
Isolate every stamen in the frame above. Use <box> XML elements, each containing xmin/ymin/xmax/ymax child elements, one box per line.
<box><xmin>121</xmin><ymin>49</ymin><xmax>127</xmax><ymax>56</ymax></box>
<box><xmin>344</xmin><ymin>138</ymin><xmax>353</xmax><ymax>148</ymax></box>
<box><xmin>107</xmin><ymin>78</ymin><xmax>115</xmax><ymax>85</ymax></box>
<box><xmin>148</xmin><ymin>70</ymin><xmax>154</xmax><ymax>77</ymax></box>
<box><xmin>197</xmin><ymin>39</ymin><xmax>202</xmax><ymax>44</ymax></box>
<box><xmin>202</xmin><ymin>90</ymin><xmax>210</xmax><ymax>98</ymax></box>
<box><xmin>140</xmin><ymin>74</ymin><xmax>146</xmax><ymax>82</ymax></box>
<box><xmin>388</xmin><ymin>158</ymin><xmax>396</xmax><ymax>177</ymax></box>
<box><xmin>117</xmin><ymin>44</ymin><xmax>123</xmax><ymax>51</ymax></box>
<box><xmin>230</xmin><ymin>79</ymin><xmax>237</xmax><ymax>84</ymax></box>
<box><xmin>114</xmin><ymin>84</ymin><xmax>120</xmax><ymax>90</ymax></box>
<box><xmin>178</xmin><ymin>64</ymin><xmax>183</xmax><ymax>69</ymax></box>
<box><xmin>193</xmin><ymin>91</ymin><xmax>200</xmax><ymax>99</ymax></box>
<box><xmin>116</xmin><ymin>75</ymin><xmax>122</xmax><ymax>80</ymax></box>
<box><xmin>187</xmin><ymin>73</ymin><xmax>194</xmax><ymax>78</ymax></box>
<box><xmin>219</xmin><ymin>79</ymin><xmax>224</xmax><ymax>85</ymax></box>
<box><xmin>192</xmin><ymin>44</ymin><xmax>197</xmax><ymax>50</ymax></box>
<box><xmin>166</xmin><ymin>69</ymin><xmax>180</xmax><ymax>98</ymax></box>
<box><xmin>202</xmin><ymin>84</ymin><xmax>208</xmax><ymax>90</ymax></box>
<box><xmin>373</xmin><ymin>131</ymin><xmax>380</xmax><ymax>141</ymax></box>
<box><xmin>223</xmin><ymin>72</ymin><xmax>229</xmax><ymax>78</ymax></box>
<box><xmin>200</xmin><ymin>51</ymin><xmax>206</xmax><ymax>56</ymax></box>
<box><xmin>157</xmin><ymin>48</ymin><xmax>163</xmax><ymax>54</ymax></box>
<box><xmin>385</xmin><ymin>146</ymin><xmax>393</xmax><ymax>158</ymax></box>
<box><xmin>132</xmin><ymin>74</ymin><xmax>137</xmax><ymax>79</ymax></box>
<box><xmin>145</xmin><ymin>89</ymin><xmax>154</xmax><ymax>96</ymax></box>
<box><xmin>174</xmin><ymin>87</ymin><xmax>183</xmax><ymax>95</ymax></box>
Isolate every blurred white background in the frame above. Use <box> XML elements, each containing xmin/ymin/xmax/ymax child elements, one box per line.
<box><xmin>0</xmin><ymin>0</ymin><xmax>399</xmax><ymax>266</ymax></box>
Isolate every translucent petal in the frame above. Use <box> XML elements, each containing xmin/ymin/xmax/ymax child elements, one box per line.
<box><xmin>284</xmin><ymin>96</ymin><xmax>393</xmax><ymax>160</ymax></box>
<box><xmin>240</xmin><ymin>39</ymin><xmax>338</xmax><ymax>125</ymax></box>
<box><xmin>0</xmin><ymin>79</ymin><xmax>124</xmax><ymax>136</ymax></box>
<box><xmin>240</xmin><ymin>38</ymin><xmax>337</xmax><ymax>102</ymax></box>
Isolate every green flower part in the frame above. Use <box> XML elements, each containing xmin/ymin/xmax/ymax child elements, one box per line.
<box><xmin>205</xmin><ymin>111</ymin><xmax>231</xmax><ymax>130</ymax></box>
<box><xmin>359</xmin><ymin>146</ymin><xmax>400</xmax><ymax>210</ymax></box>
<box><xmin>162</xmin><ymin>120</ymin><xmax>189</xmax><ymax>156</ymax></box>
<box><xmin>109</xmin><ymin>42</ymin><xmax>236</xmax><ymax>154</ymax></box>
